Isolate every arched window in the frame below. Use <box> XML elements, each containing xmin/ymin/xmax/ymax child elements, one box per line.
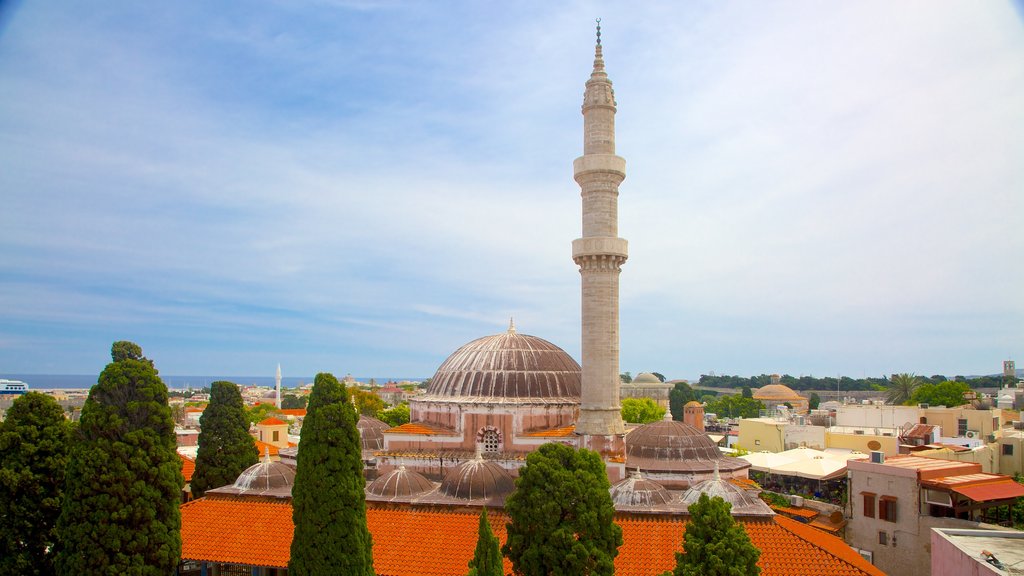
<box><xmin>482</xmin><ymin>429</ymin><xmax>500</xmax><ymax>454</ymax></box>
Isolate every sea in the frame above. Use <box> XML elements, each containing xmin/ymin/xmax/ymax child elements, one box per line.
<box><xmin>0</xmin><ymin>374</ymin><xmax>425</xmax><ymax>391</ymax></box>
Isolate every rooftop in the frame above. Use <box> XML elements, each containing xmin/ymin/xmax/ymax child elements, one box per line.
<box><xmin>258</xmin><ymin>417</ymin><xmax>287</xmax><ymax>426</ymax></box>
<box><xmin>933</xmin><ymin>528</ymin><xmax>1024</xmax><ymax>576</ymax></box>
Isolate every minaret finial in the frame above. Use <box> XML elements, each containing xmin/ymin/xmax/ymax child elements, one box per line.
<box><xmin>508</xmin><ymin>316</ymin><xmax>516</xmax><ymax>334</ymax></box>
<box><xmin>592</xmin><ymin>19</ymin><xmax>605</xmax><ymax>73</ymax></box>
<box><xmin>596</xmin><ymin>18</ymin><xmax>601</xmax><ymax>46</ymax></box>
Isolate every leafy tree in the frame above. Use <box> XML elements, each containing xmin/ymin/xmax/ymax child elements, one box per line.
<box><xmin>669</xmin><ymin>382</ymin><xmax>697</xmax><ymax>421</ymax></box>
<box><xmin>377</xmin><ymin>403</ymin><xmax>410</xmax><ymax>427</ymax></box>
<box><xmin>282</xmin><ymin>393</ymin><xmax>308</xmax><ymax>409</ymax></box>
<box><xmin>503</xmin><ymin>443</ymin><xmax>621</xmax><ymax>576</ymax></box>
<box><xmin>418</xmin><ymin>378</ymin><xmax>432</xmax><ymax>389</ymax></box>
<box><xmin>192</xmin><ymin>381</ymin><xmax>259</xmax><ymax>498</ymax></box>
<box><xmin>289</xmin><ymin>373</ymin><xmax>374</xmax><ymax>575</ymax></box>
<box><xmin>886</xmin><ymin>373</ymin><xmax>921</xmax><ymax>405</ymax></box>
<box><xmin>467</xmin><ymin>508</ymin><xmax>503</xmax><ymax>576</ymax></box>
<box><xmin>56</xmin><ymin>342</ymin><xmax>182</xmax><ymax>574</ymax></box>
<box><xmin>673</xmin><ymin>493</ymin><xmax>760</xmax><ymax>576</ymax></box>
<box><xmin>808</xmin><ymin>392</ymin><xmax>821</xmax><ymax>410</ymax></box>
<box><xmin>351</xmin><ymin>388</ymin><xmax>386</xmax><ymax>416</ymax></box>
<box><xmin>620</xmin><ymin>371</ymin><xmax>633</xmax><ymax>383</ymax></box>
<box><xmin>741</xmin><ymin>386</ymin><xmax>752</xmax><ymax>398</ymax></box>
<box><xmin>0</xmin><ymin>392</ymin><xmax>72</xmax><ymax>576</ymax></box>
<box><xmin>651</xmin><ymin>372</ymin><xmax>666</xmax><ymax>383</ymax></box>
<box><xmin>910</xmin><ymin>381</ymin><xmax>970</xmax><ymax>408</ymax></box>
<box><xmin>704</xmin><ymin>395</ymin><xmax>764</xmax><ymax>419</ymax></box>
<box><xmin>621</xmin><ymin>397</ymin><xmax>666</xmax><ymax>423</ymax></box>
<box><xmin>110</xmin><ymin>339</ymin><xmax>147</xmax><ymax>363</ymax></box>
<box><xmin>245</xmin><ymin>402</ymin><xmax>278</xmax><ymax>425</ymax></box>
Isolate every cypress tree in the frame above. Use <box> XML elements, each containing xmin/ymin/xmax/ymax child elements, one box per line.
<box><xmin>191</xmin><ymin>380</ymin><xmax>258</xmax><ymax>497</ymax></box>
<box><xmin>0</xmin><ymin>392</ymin><xmax>72</xmax><ymax>576</ymax></box>
<box><xmin>55</xmin><ymin>341</ymin><xmax>182</xmax><ymax>575</ymax></box>
<box><xmin>289</xmin><ymin>372</ymin><xmax>374</xmax><ymax>575</ymax></box>
<box><xmin>674</xmin><ymin>493</ymin><xmax>760</xmax><ymax>576</ymax></box>
<box><xmin>502</xmin><ymin>443</ymin><xmax>622</xmax><ymax>576</ymax></box>
<box><xmin>467</xmin><ymin>508</ymin><xmax>503</xmax><ymax>576</ymax></box>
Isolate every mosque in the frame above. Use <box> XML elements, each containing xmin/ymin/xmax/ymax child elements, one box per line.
<box><xmin>178</xmin><ymin>25</ymin><xmax>885</xmax><ymax>576</ymax></box>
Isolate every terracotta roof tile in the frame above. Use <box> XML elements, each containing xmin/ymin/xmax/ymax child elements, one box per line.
<box><xmin>253</xmin><ymin>440</ymin><xmax>281</xmax><ymax>456</ymax></box>
<box><xmin>180</xmin><ymin>501</ymin><xmax>884</xmax><ymax>575</ymax></box>
<box><xmin>179</xmin><ymin>454</ymin><xmax>195</xmax><ymax>482</ymax></box>
<box><xmin>258</xmin><ymin>417</ymin><xmax>288</xmax><ymax>426</ymax></box>
<box><xmin>523</xmin><ymin>424</ymin><xmax>576</xmax><ymax>437</ymax></box>
<box><xmin>275</xmin><ymin>409</ymin><xmax>307</xmax><ymax>417</ymax></box>
<box><xmin>385</xmin><ymin>422</ymin><xmax>456</xmax><ymax>435</ymax></box>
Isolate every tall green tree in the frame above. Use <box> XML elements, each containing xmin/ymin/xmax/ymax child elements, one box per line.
<box><xmin>887</xmin><ymin>373</ymin><xmax>921</xmax><ymax>405</ymax></box>
<box><xmin>0</xmin><ymin>392</ymin><xmax>72</xmax><ymax>576</ymax></box>
<box><xmin>282</xmin><ymin>393</ymin><xmax>308</xmax><ymax>409</ymax></box>
<box><xmin>669</xmin><ymin>382</ymin><xmax>697</xmax><ymax>421</ymax></box>
<box><xmin>377</xmin><ymin>403</ymin><xmax>410</xmax><ymax>427</ymax></box>
<box><xmin>673</xmin><ymin>493</ymin><xmax>760</xmax><ymax>576</ymax></box>
<box><xmin>467</xmin><ymin>508</ymin><xmax>503</xmax><ymax>576</ymax></box>
<box><xmin>910</xmin><ymin>380</ymin><xmax>970</xmax><ymax>408</ymax></box>
<box><xmin>502</xmin><ymin>443</ymin><xmax>622</xmax><ymax>576</ymax></box>
<box><xmin>808</xmin><ymin>392</ymin><xmax>821</xmax><ymax>410</ymax></box>
<box><xmin>289</xmin><ymin>373</ymin><xmax>374</xmax><ymax>575</ymax></box>
<box><xmin>56</xmin><ymin>341</ymin><xmax>182</xmax><ymax>574</ymax></box>
<box><xmin>191</xmin><ymin>381</ymin><xmax>259</xmax><ymax>498</ymax></box>
<box><xmin>621</xmin><ymin>397</ymin><xmax>666</xmax><ymax>423</ymax></box>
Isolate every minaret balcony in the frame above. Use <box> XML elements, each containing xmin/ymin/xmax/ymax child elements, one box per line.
<box><xmin>573</xmin><ymin>154</ymin><xmax>626</xmax><ymax>181</ymax></box>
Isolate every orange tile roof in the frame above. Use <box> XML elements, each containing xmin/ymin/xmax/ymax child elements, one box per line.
<box><xmin>770</xmin><ymin>505</ymin><xmax>818</xmax><ymax>519</ymax></box>
<box><xmin>384</xmin><ymin>422</ymin><xmax>455</xmax><ymax>435</ymax></box>
<box><xmin>258</xmin><ymin>417</ymin><xmax>288</xmax><ymax>426</ymax></box>
<box><xmin>275</xmin><ymin>409</ymin><xmax>307</xmax><ymax>417</ymax></box>
<box><xmin>253</xmin><ymin>440</ymin><xmax>281</xmax><ymax>456</ymax></box>
<box><xmin>179</xmin><ymin>454</ymin><xmax>195</xmax><ymax>482</ymax></box>
<box><xmin>180</xmin><ymin>500</ymin><xmax>883</xmax><ymax>576</ymax></box>
<box><xmin>181</xmin><ymin>496</ymin><xmax>294</xmax><ymax>568</ymax></box>
<box><xmin>523</xmin><ymin>424</ymin><xmax>576</xmax><ymax>437</ymax></box>
<box><xmin>185</xmin><ymin>407</ymin><xmax>206</xmax><ymax>413</ymax></box>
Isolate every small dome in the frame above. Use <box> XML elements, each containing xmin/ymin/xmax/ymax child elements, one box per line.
<box><xmin>232</xmin><ymin>455</ymin><xmax>296</xmax><ymax>492</ymax></box>
<box><xmin>753</xmin><ymin>384</ymin><xmax>802</xmax><ymax>400</ymax></box>
<box><xmin>357</xmin><ymin>415</ymin><xmax>390</xmax><ymax>451</ymax></box>
<box><xmin>680</xmin><ymin>465</ymin><xmax>772</xmax><ymax>516</ymax></box>
<box><xmin>631</xmin><ymin>372</ymin><xmax>662</xmax><ymax>384</ymax></box>
<box><xmin>439</xmin><ymin>457</ymin><xmax>515</xmax><ymax>500</ymax></box>
<box><xmin>626</xmin><ymin>420</ymin><xmax>722</xmax><ymax>461</ymax></box>
<box><xmin>367</xmin><ymin>466</ymin><xmax>434</xmax><ymax>498</ymax></box>
<box><xmin>422</xmin><ymin>325</ymin><xmax>581</xmax><ymax>402</ymax></box>
<box><xmin>610</xmin><ymin>471</ymin><xmax>672</xmax><ymax>507</ymax></box>
<box><xmin>684</xmin><ymin>401</ymin><xmax>703</xmax><ymax>408</ymax></box>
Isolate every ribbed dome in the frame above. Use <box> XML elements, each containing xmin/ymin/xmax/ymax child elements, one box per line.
<box><xmin>753</xmin><ymin>384</ymin><xmax>802</xmax><ymax>400</ymax></box>
<box><xmin>367</xmin><ymin>466</ymin><xmax>434</xmax><ymax>498</ymax></box>
<box><xmin>439</xmin><ymin>457</ymin><xmax>515</xmax><ymax>500</ymax></box>
<box><xmin>610</xmin><ymin>471</ymin><xmax>672</xmax><ymax>507</ymax></box>
<box><xmin>680</xmin><ymin>465</ymin><xmax>773</xmax><ymax>516</ymax></box>
<box><xmin>626</xmin><ymin>419</ymin><xmax>722</xmax><ymax>461</ymax></box>
<box><xmin>357</xmin><ymin>415</ymin><xmax>389</xmax><ymax>451</ymax></box>
<box><xmin>423</xmin><ymin>325</ymin><xmax>581</xmax><ymax>401</ymax></box>
<box><xmin>232</xmin><ymin>456</ymin><xmax>295</xmax><ymax>492</ymax></box>
<box><xmin>631</xmin><ymin>372</ymin><xmax>662</xmax><ymax>384</ymax></box>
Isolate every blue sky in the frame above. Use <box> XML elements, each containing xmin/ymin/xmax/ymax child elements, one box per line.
<box><xmin>1</xmin><ymin>2</ymin><xmax>1022</xmax><ymax>380</ymax></box>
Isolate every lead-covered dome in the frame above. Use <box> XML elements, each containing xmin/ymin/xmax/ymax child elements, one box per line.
<box><xmin>439</xmin><ymin>457</ymin><xmax>515</xmax><ymax>500</ymax></box>
<box><xmin>625</xmin><ymin>418</ymin><xmax>750</xmax><ymax>475</ymax></box>
<box><xmin>422</xmin><ymin>323</ymin><xmax>581</xmax><ymax>402</ymax></box>
<box><xmin>610</xmin><ymin>471</ymin><xmax>672</xmax><ymax>507</ymax></box>
<box><xmin>367</xmin><ymin>466</ymin><xmax>435</xmax><ymax>499</ymax></box>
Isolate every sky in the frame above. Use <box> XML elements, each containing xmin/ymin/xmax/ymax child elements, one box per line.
<box><xmin>1</xmin><ymin>1</ymin><xmax>1022</xmax><ymax>381</ymax></box>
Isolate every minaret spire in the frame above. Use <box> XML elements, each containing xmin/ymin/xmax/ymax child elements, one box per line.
<box><xmin>275</xmin><ymin>363</ymin><xmax>282</xmax><ymax>409</ymax></box>
<box><xmin>573</xmin><ymin>20</ymin><xmax>628</xmax><ymax>440</ymax></box>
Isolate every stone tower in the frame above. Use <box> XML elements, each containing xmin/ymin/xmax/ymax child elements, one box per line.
<box><xmin>573</xmin><ymin>21</ymin><xmax>628</xmax><ymax>439</ymax></box>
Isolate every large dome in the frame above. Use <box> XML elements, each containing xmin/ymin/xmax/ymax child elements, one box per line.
<box><xmin>625</xmin><ymin>419</ymin><xmax>750</xmax><ymax>474</ymax></box>
<box><xmin>422</xmin><ymin>323</ymin><xmax>581</xmax><ymax>402</ymax></box>
<box><xmin>438</xmin><ymin>457</ymin><xmax>515</xmax><ymax>500</ymax></box>
<box><xmin>753</xmin><ymin>384</ymin><xmax>802</xmax><ymax>400</ymax></box>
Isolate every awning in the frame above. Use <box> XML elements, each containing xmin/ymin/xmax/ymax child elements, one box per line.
<box><xmin>953</xmin><ymin>480</ymin><xmax>1024</xmax><ymax>502</ymax></box>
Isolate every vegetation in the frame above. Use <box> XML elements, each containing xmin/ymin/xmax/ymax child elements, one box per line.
<box><xmin>289</xmin><ymin>373</ymin><xmax>374</xmax><ymax>576</ymax></box>
<box><xmin>620</xmin><ymin>371</ymin><xmax>633</xmax><ymax>383</ymax></box>
<box><xmin>621</xmin><ymin>397</ymin><xmax>666</xmax><ymax>423</ymax></box>
<box><xmin>377</xmin><ymin>403</ymin><xmax>410</xmax><ymax>427</ymax></box>
<box><xmin>192</xmin><ymin>381</ymin><xmax>259</xmax><ymax>497</ymax></box>
<box><xmin>0</xmin><ymin>392</ymin><xmax>72</xmax><ymax>576</ymax></box>
<box><xmin>672</xmin><ymin>493</ymin><xmax>760</xmax><ymax>576</ymax></box>
<box><xmin>808</xmin><ymin>392</ymin><xmax>821</xmax><ymax>410</ymax></box>
<box><xmin>886</xmin><ymin>373</ymin><xmax>921</xmax><ymax>405</ymax></box>
<box><xmin>503</xmin><ymin>443</ymin><xmax>621</xmax><ymax>575</ymax></box>
<box><xmin>351</xmin><ymin>388</ymin><xmax>386</xmax><ymax>416</ymax></box>
<box><xmin>467</xmin><ymin>508</ymin><xmax>503</xmax><ymax>576</ymax></box>
<box><xmin>282</xmin><ymin>393</ymin><xmax>308</xmax><ymax>409</ymax></box>
<box><xmin>695</xmin><ymin>372</ymin><xmax>1010</xmax><ymax>392</ymax></box>
<box><xmin>56</xmin><ymin>341</ymin><xmax>182</xmax><ymax>574</ymax></box>
<box><xmin>651</xmin><ymin>372</ymin><xmax>666</xmax><ymax>382</ymax></box>
<box><xmin>703</xmin><ymin>395</ymin><xmax>764</xmax><ymax>419</ymax></box>
<box><xmin>669</xmin><ymin>382</ymin><xmax>698</xmax><ymax>421</ymax></box>
<box><xmin>245</xmin><ymin>402</ymin><xmax>278</xmax><ymax>425</ymax></box>
<box><xmin>910</xmin><ymin>380</ymin><xmax>970</xmax><ymax>407</ymax></box>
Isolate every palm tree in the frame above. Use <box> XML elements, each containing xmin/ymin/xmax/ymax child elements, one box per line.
<box><xmin>887</xmin><ymin>373</ymin><xmax>921</xmax><ymax>405</ymax></box>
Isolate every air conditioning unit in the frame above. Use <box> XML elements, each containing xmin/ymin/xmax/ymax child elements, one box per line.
<box><xmin>870</xmin><ymin>451</ymin><xmax>885</xmax><ymax>464</ymax></box>
<box><xmin>858</xmin><ymin>549</ymin><xmax>873</xmax><ymax>564</ymax></box>
<box><xmin>965</xmin><ymin>430</ymin><xmax>979</xmax><ymax>439</ymax></box>
<box><xmin>918</xmin><ymin>403</ymin><xmax>929</xmax><ymax>409</ymax></box>
<box><xmin>789</xmin><ymin>495</ymin><xmax>804</xmax><ymax>507</ymax></box>
<box><xmin>1012</xmin><ymin>421</ymin><xmax>1024</xmax><ymax>431</ymax></box>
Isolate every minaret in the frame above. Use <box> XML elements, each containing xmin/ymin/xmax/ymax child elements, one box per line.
<box><xmin>275</xmin><ymin>363</ymin><xmax>282</xmax><ymax>409</ymax></box>
<box><xmin>573</xmin><ymin>20</ymin><xmax>628</xmax><ymax>438</ymax></box>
